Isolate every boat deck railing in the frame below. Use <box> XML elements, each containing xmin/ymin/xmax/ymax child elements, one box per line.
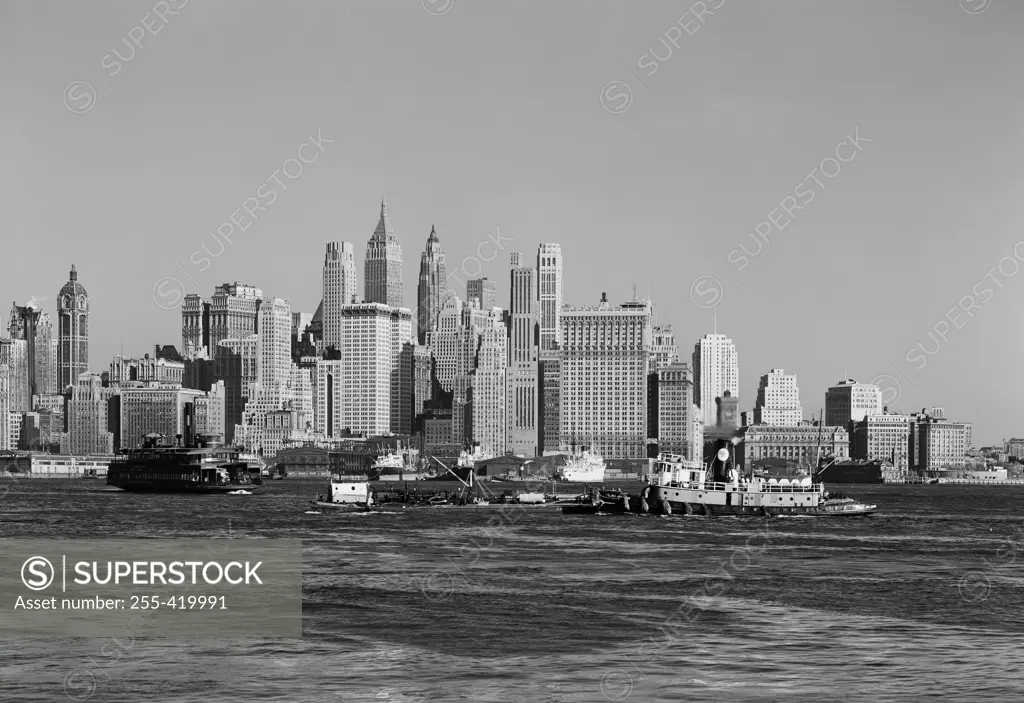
<box><xmin>660</xmin><ymin>479</ymin><xmax>824</xmax><ymax>493</ymax></box>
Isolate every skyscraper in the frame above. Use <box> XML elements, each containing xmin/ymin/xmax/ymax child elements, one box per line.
<box><xmin>753</xmin><ymin>369</ymin><xmax>802</xmax><ymax>425</ymax></box>
<box><xmin>560</xmin><ymin>294</ymin><xmax>652</xmax><ymax>459</ymax></box>
<box><xmin>235</xmin><ymin>298</ymin><xmax>293</xmax><ymax>453</ymax></box>
<box><xmin>657</xmin><ymin>362</ymin><xmax>694</xmax><ymax>458</ymax></box>
<box><xmin>57</xmin><ymin>265</ymin><xmax>89</xmax><ymax>392</ymax></box>
<box><xmin>64</xmin><ymin>372</ymin><xmax>115</xmax><ymax>455</ymax></box>
<box><xmin>466</xmin><ymin>278</ymin><xmax>497</xmax><ymax>310</ymax></box>
<box><xmin>416</xmin><ymin>226</ymin><xmax>448</xmax><ymax>345</ymax></box>
<box><xmin>537</xmin><ymin>243</ymin><xmax>563</xmax><ymax>352</ymax></box>
<box><xmin>506</xmin><ymin>253</ymin><xmax>539</xmax><ymax>456</ymax></box>
<box><xmin>7</xmin><ymin>303</ymin><xmax>53</xmax><ymax>401</ymax></box>
<box><xmin>824</xmin><ymin>379</ymin><xmax>882</xmax><ymax>427</ymax></box>
<box><xmin>472</xmin><ymin>325</ymin><xmax>508</xmax><ymax>456</ymax></box>
<box><xmin>364</xmin><ymin>199</ymin><xmax>404</xmax><ymax>307</ymax></box>
<box><xmin>651</xmin><ymin>325</ymin><xmax>679</xmax><ymax>371</ymax></box>
<box><xmin>0</xmin><ymin>338</ymin><xmax>29</xmax><ymax>412</ymax></box>
<box><xmin>333</xmin><ymin>303</ymin><xmax>412</xmax><ymax>436</ymax></box>
<box><xmin>182</xmin><ymin>283</ymin><xmax>262</xmax><ymax>360</ymax></box>
<box><xmin>692</xmin><ymin>333</ymin><xmax>739</xmax><ymax>428</ymax></box>
<box><xmin>322</xmin><ymin>241</ymin><xmax>357</xmax><ymax>351</ymax></box>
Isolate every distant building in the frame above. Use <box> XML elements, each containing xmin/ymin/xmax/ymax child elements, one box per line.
<box><xmin>215</xmin><ymin>335</ymin><xmax>258</xmax><ymax>444</ymax></box>
<box><xmin>657</xmin><ymin>362</ymin><xmax>694</xmax><ymax>459</ymax></box>
<box><xmin>182</xmin><ymin>283</ymin><xmax>262</xmax><ymax>360</ymax></box>
<box><xmin>824</xmin><ymin>379</ymin><xmax>882</xmax><ymax>428</ymax></box>
<box><xmin>692</xmin><ymin>333</ymin><xmax>738</xmax><ymax>428</ymax></box>
<box><xmin>754</xmin><ymin>369</ymin><xmax>802</xmax><ymax>425</ymax></box>
<box><xmin>852</xmin><ymin>413</ymin><xmax>911</xmax><ymax>472</ymax></box>
<box><xmin>322</xmin><ymin>242</ymin><xmax>358</xmax><ymax>351</ymax></box>
<box><xmin>416</xmin><ymin>226</ymin><xmax>447</xmax><ymax>345</ymax></box>
<box><xmin>364</xmin><ymin>199</ymin><xmax>404</xmax><ymax>307</ymax></box>
<box><xmin>7</xmin><ymin>302</ymin><xmax>53</xmax><ymax>400</ymax></box>
<box><xmin>537</xmin><ymin>243</ymin><xmax>563</xmax><ymax>352</ymax></box>
<box><xmin>109</xmin><ymin>353</ymin><xmax>184</xmax><ymax>388</ymax></box>
<box><xmin>56</xmin><ymin>266</ymin><xmax>89</xmax><ymax>392</ymax></box>
<box><xmin>471</xmin><ymin>326</ymin><xmax>508</xmax><ymax>456</ymax></box>
<box><xmin>119</xmin><ymin>386</ymin><xmax>206</xmax><ymax>450</ymax></box>
<box><xmin>506</xmin><ymin>253</ymin><xmax>539</xmax><ymax>456</ymax></box>
<box><xmin>64</xmin><ymin>372</ymin><xmax>115</xmax><ymax>455</ymax></box>
<box><xmin>1005</xmin><ymin>438</ymin><xmax>1024</xmax><ymax>459</ymax></box>
<box><xmin>651</xmin><ymin>325</ymin><xmax>679</xmax><ymax>371</ymax></box>
<box><xmin>411</xmin><ymin>344</ymin><xmax>432</xmax><ymax>429</ymax></box>
<box><xmin>538</xmin><ymin>349</ymin><xmax>561</xmax><ymax>454</ymax></box>
<box><xmin>918</xmin><ymin>418</ymin><xmax>968</xmax><ymax>471</ymax></box>
<box><xmin>0</xmin><ymin>338</ymin><xmax>29</xmax><ymax>412</ymax></box>
<box><xmin>467</xmin><ymin>277</ymin><xmax>498</xmax><ymax>311</ymax></box>
<box><xmin>561</xmin><ymin>294</ymin><xmax>652</xmax><ymax>459</ymax></box>
<box><xmin>737</xmin><ymin>424</ymin><xmax>850</xmax><ymax>469</ymax></box>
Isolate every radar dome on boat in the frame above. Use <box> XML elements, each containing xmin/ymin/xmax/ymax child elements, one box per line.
<box><xmin>716</xmin><ymin>448</ymin><xmax>729</xmax><ymax>461</ymax></box>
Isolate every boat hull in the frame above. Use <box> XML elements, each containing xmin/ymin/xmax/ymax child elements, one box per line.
<box><xmin>647</xmin><ymin>485</ymin><xmax>875</xmax><ymax>517</ymax></box>
<box><xmin>310</xmin><ymin>500</ymin><xmax>373</xmax><ymax>512</ymax></box>
<box><xmin>108</xmin><ymin>480</ymin><xmax>258</xmax><ymax>494</ymax></box>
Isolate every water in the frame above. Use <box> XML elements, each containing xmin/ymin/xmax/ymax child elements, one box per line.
<box><xmin>1</xmin><ymin>480</ymin><xmax>1023</xmax><ymax>702</ymax></box>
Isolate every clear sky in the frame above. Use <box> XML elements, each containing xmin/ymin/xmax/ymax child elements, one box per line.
<box><xmin>2</xmin><ymin>0</ymin><xmax>1022</xmax><ymax>445</ymax></box>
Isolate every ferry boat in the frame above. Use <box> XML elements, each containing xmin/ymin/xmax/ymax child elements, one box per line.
<box><xmin>106</xmin><ymin>434</ymin><xmax>262</xmax><ymax>494</ymax></box>
<box><xmin>645</xmin><ymin>450</ymin><xmax>877</xmax><ymax>517</ymax></box>
<box><xmin>557</xmin><ymin>445</ymin><xmax>606</xmax><ymax>483</ymax></box>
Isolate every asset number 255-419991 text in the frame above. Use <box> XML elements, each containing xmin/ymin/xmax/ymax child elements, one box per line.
<box><xmin>130</xmin><ymin>595</ymin><xmax>226</xmax><ymax>610</ymax></box>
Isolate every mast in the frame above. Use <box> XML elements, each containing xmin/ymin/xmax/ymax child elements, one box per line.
<box><xmin>815</xmin><ymin>409</ymin><xmax>824</xmax><ymax>470</ymax></box>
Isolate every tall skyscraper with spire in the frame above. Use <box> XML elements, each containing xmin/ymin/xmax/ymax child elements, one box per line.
<box><xmin>322</xmin><ymin>241</ymin><xmax>357</xmax><ymax>351</ymax></box>
<box><xmin>506</xmin><ymin>252</ymin><xmax>539</xmax><ymax>456</ymax></box>
<box><xmin>57</xmin><ymin>265</ymin><xmax>89</xmax><ymax>391</ymax></box>
<box><xmin>416</xmin><ymin>225</ymin><xmax>447</xmax><ymax>345</ymax></box>
<box><xmin>537</xmin><ymin>243</ymin><xmax>563</xmax><ymax>351</ymax></box>
<box><xmin>364</xmin><ymin>198</ymin><xmax>404</xmax><ymax>307</ymax></box>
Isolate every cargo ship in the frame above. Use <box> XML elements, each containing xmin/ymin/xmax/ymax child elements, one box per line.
<box><xmin>106</xmin><ymin>433</ymin><xmax>262</xmax><ymax>494</ymax></box>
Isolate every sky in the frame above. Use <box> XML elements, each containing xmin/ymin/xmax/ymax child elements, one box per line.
<box><xmin>2</xmin><ymin>0</ymin><xmax>1022</xmax><ymax>446</ymax></box>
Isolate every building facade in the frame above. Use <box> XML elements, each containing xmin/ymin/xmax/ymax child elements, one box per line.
<box><xmin>754</xmin><ymin>369</ymin><xmax>802</xmax><ymax>425</ymax></box>
<box><xmin>692</xmin><ymin>333</ymin><xmax>738</xmax><ymax>428</ymax></box>
<box><xmin>56</xmin><ymin>265</ymin><xmax>89</xmax><ymax>392</ymax></box>
<box><xmin>852</xmin><ymin>413</ymin><xmax>910</xmax><ymax>471</ymax></box>
<box><xmin>182</xmin><ymin>283</ymin><xmax>262</xmax><ymax>360</ymax></box>
<box><xmin>65</xmin><ymin>372</ymin><xmax>115</xmax><ymax>455</ymax></box>
<box><xmin>109</xmin><ymin>353</ymin><xmax>185</xmax><ymax>387</ymax></box>
<box><xmin>825</xmin><ymin>379</ymin><xmax>882</xmax><ymax>427</ymax></box>
<box><xmin>7</xmin><ymin>303</ymin><xmax>53</xmax><ymax>399</ymax></box>
<box><xmin>560</xmin><ymin>295</ymin><xmax>652</xmax><ymax>459</ymax></box>
<box><xmin>466</xmin><ymin>278</ymin><xmax>497</xmax><ymax>311</ymax></box>
<box><xmin>537</xmin><ymin>243</ymin><xmax>563</xmax><ymax>352</ymax></box>
<box><xmin>119</xmin><ymin>387</ymin><xmax>205</xmax><ymax>449</ymax></box>
<box><xmin>471</xmin><ymin>326</ymin><xmax>508</xmax><ymax>456</ymax></box>
<box><xmin>657</xmin><ymin>362</ymin><xmax>694</xmax><ymax>459</ymax></box>
<box><xmin>538</xmin><ymin>349</ymin><xmax>561</xmax><ymax>454</ymax></box>
<box><xmin>364</xmin><ymin>199</ymin><xmax>404</xmax><ymax>307</ymax></box>
<box><xmin>0</xmin><ymin>338</ymin><xmax>29</xmax><ymax>412</ymax></box>
<box><xmin>507</xmin><ymin>253</ymin><xmax>539</xmax><ymax>456</ymax></box>
<box><xmin>738</xmin><ymin>424</ymin><xmax>850</xmax><ymax>468</ymax></box>
<box><xmin>416</xmin><ymin>226</ymin><xmax>448</xmax><ymax>345</ymax></box>
<box><xmin>651</xmin><ymin>325</ymin><xmax>679</xmax><ymax>371</ymax></box>
<box><xmin>322</xmin><ymin>241</ymin><xmax>358</xmax><ymax>352</ymax></box>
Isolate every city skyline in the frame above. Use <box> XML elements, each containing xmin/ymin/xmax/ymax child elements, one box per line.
<box><xmin>4</xmin><ymin>2</ymin><xmax>1023</xmax><ymax>445</ymax></box>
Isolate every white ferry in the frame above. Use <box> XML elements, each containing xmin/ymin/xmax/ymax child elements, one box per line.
<box><xmin>645</xmin><ymin>450</ymin><xmax>877</xmax><ymax>517</ymax></box>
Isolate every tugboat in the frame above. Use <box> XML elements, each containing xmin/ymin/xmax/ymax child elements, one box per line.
<box><xmin>107</xmin><ymin>433</ymin><xmax>262</xmax><ymax>494</ymax></box>
<box><xmin>643</xmin><ymin>451</ymin><xmax>878</xmax><ymax>517</ymax></box>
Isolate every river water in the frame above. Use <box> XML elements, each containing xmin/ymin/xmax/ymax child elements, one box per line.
<box><xmin>1</xmin><ymin>479</ymin><xmax>1022</xmax><ymax>702</ymax></box>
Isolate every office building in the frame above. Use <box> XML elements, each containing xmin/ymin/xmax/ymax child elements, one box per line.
<box><xmin>538</xmin><ymin>349</ymin><xmax>561</xmax><ymax>454</ymax></box>
<box><xmin>7</xmin><ymin>303</ymin><xmax>53</xmax><ymax>400</ymax></box>
<box><xmin>506</xmin><ymin>253</ymin><xmax>539</xmax><ymax>456</ymax></box>
<box><xmin>56</xmin><ymin>265</ymin><xmax>89</xmax><ymax>391</ymax></box>
<box><xmin>322</xmin><ymin>242</ymin><xmax>358</xmax><ymax>351</ymax></box>
<box><xmin>364</xmin><ymin>199</ymin><xmax>404</xmax><ymax>307</ymax></box>
<box><xmin>753</xmin><ymin>369</ymin><xmax>802</xmax><ymax>426</ymax></box>
<box><xmin>65</xmin><ymin>372</ymin><xmax>115</xmax><ymax>455</ymax></box>
<box><xmin>467</xmin><ymin>277</ymin><xmax>497</xmax><ymax>311</ymax></box>
<box><xmin>537</xmin><ymin>243</ymin><xmax>562</xmax><ymax>352</ymax></box>
<box><xmin>182</xmin><ymin>283</ymin><xmax>262</xmax><ymax>360</ymax></box>
<box><xmin>416</xmin><ymin>226</ymin><xmax>448</xmax><ymax>345</ymax></box>
<box><xmin>852</xmin><ymin>413</ymin><xmax>911</xmax><ymax>471</ymax></box>
<box><xmin>472</xmin><ymin>326</ymin><xmax>508</xmax><ymax>456</ymax></box>
<box><xmin>0</xmin><ymin>338</ymin><xmax>29</xmax><ymax>412</ymax></box>
<box><xmin>692</xmin><ymin>333</ymin><xmax>739</xmax><ymax>428</ymax></box>
<box><xmin>109</xmin><ymin>353</ymin><xmax>184</xmax><ymax>388</ymax></box>
<box><xmin>825</xmin><ymin>379</ymin><xmax>882</xmax><ymax>428</ymax></box>
<box><xmin>657</xmin><ymin>362</ymin><xmax>694</xmax><ymax>459</ymax></box>
<box><xmin>119</xmin><ymin>386</ymin><xmax>206</xmax><ymax>450</ymax></box>
<box><xmin>561</xmin><ymin>293</ymin><xmax>652</xmax><ymax>459</ymax></box>
<box><xmin>650</xmin><ymin>325</ymin><xmax>679</xmax><ymax>371</ymax></box>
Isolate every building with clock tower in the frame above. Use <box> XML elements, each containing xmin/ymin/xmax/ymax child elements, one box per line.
<box><xmin>57</xmin><ymin>265</ymin><xmax>89</xmax><ymax>391</ymax></box>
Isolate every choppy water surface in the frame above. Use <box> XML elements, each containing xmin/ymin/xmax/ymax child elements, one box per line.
<box><xmin>1</xmin><ymin>480</ymin><xmax>1023</xmax><ymax>702</ymax></box>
